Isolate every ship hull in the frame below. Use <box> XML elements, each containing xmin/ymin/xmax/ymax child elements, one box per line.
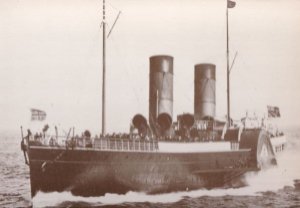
<box><xmin>28</xmin><ymin>147</ymin><xmax>256</xmax><ymax>197</ymax></box>
<box><xmin>27</xmin><ymin>129</ymin><xmax>277</xmax><ymax>197</ymax></box>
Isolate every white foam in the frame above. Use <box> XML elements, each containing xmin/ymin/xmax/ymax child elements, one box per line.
<box><xmin>32</xmin><ymin>188</ymin><xmax>258</xmax><ymax>207</ymax></box>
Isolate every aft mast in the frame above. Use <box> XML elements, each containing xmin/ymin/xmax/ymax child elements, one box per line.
<box><xmin>226</xmin><ymin>0</ymin><xmax>236</xmax><ymax>127</ymax></box>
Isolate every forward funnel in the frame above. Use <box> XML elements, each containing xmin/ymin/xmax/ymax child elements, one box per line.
<box><xmin>149</xmin><ymin>55</ymin><xmax>173</xmax><ymax>134</ymax></box>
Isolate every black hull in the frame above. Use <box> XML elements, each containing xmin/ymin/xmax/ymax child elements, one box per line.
<box><xmin>27</xmin><ymin>129</ymin><xmax>276</xmax><ymax>197</ymax></box>
<box><xmin>28</xmin><ymin>148</ymin><xmax>255</xmax><ymax>197</ymax></box>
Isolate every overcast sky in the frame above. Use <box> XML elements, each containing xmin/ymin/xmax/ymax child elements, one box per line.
<box><xmin>0</xmin><ymin>0</ymin><xmax>299</xmax><ymax>134</ymax></box>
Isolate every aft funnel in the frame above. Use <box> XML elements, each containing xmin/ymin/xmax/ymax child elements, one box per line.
<box><xmin>194</xmin><ymin>63</ymin><xmax>216</xmax><ymax>120</ymax></box>
<box><xmin>149</xmin><ymin>55</ymin><xmax>173</xmax><ymax>133</ymax></box>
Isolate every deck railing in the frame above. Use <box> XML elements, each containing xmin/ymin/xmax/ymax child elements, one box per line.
<box><xmin>28</xmin><ymin>134</ymin><xmax>239</xmax><ymax>152</ymax></box>
<box><xmin>28</xmin><ymin>136</ymin><xmax>159</xmax><ymax>152</ymax></box>
<box><xmin>93</xmin><ymin>139</ymin><xmax>159</xmax><ymax>152</ymax></box>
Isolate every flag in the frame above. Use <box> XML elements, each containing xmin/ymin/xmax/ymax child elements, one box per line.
<box><xmin>227</xmin><ymin>0</ymin><xmax>236</xmax><ymax>8</ymax></box>
<box><xmin>31</xmin><ymin>108</ymin><xmax>47</xmax><ymax>121</ymax></box>
<box><xmin>267</xmin><ymin>106</ymin><xmax>280</xmax><ymax>118</ymax></box>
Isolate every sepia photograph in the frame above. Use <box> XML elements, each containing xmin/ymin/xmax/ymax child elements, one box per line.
<box><xmin>0</xmin><ymin>0</ymin><xmax>300</xmax><ymax>207</ymax></box>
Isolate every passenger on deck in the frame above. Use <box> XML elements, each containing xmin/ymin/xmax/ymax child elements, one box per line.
<box><xmin>26</xmin><ymin>129</ymin><xmax>32</xmax><ymax>141</ymax></box>
<box><xmin>70</xmin><ymin>136</ymin><xmax>76</xmax><ymax>149</ymax></box>
<box><xmin>84</xmin><ymin>130</ymin><xmax>92</xmax><ymax>148</ymax></box>
<box><xmin>77</xmin><ymin>134</ymin><xmax>84</xmax><ymax>147</ymax></box>
<box><xmin>75</xmin><ymin>135</ymin><xmax>80</xmax><ymax>146</ymax></box>
<box><xmin>49</xmin><ymin>136</ymin><xmax>59</xmax><ymax>146</ymax></box>
<box><xmin>42</xmin><ymin>124</ymin><xmax>49</xmax><ymax>138</ymax></box>
<box><xmin>34</xmin><ymin>133</ymin><xmax>39</xmax><ymax>141</ymax></box>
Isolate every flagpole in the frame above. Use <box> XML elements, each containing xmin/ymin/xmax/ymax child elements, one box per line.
<box><xmin>226</xmin><ymin>1</ymin><xmax>231</xmax><ymax>127</ymax></box>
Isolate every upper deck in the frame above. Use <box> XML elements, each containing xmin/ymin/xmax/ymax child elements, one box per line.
<box><xmin>26</xmin><ymin>130</ymin><xmax>245</xmax><ymax>154</ymax></box>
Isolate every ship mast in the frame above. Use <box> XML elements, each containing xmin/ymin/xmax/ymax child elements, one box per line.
<box><xmin>102</xmin><ymin>0</ymin><xmax>106</xmax><ymax>135</ymax></box>
<box><xmin>101</xmin><ymin>0</ymin><xmax>121</xmax><ymax>135</ymax></box>
<box><xmin>226</xmin><ymin>0</ymin><xmax>236</xmax><ymax>127</ymax></box>
<box><xmin>226</xmin><ymin>1</ymin><xmax>230</xmax><ymax>127</ymax></box>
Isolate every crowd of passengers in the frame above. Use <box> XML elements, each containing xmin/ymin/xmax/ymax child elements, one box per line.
<box><xmin>25</xmin><ymin>123</ymin><xmax>225</xmax><ymax>148</ymax></box>
<box><xmin>64</xmin><ymin>129</ymin><xmax>223</xmax><ymax>148</ymax></box>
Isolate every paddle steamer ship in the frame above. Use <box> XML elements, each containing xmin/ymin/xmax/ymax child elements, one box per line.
<box><xmin>21</xmin><ymin>0</ymin><xmax>286</xmax><ymax>198</ymax></box>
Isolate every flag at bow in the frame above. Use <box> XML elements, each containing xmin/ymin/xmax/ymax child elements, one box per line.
<box><xmin>267</xmin><ymin>106</ymin><xmax>280</xmax><ymax>118</ymax></box>
<box><xmin>31</xmin><ymin>108</ymin><xmax>47</xmax><ymax>121</ymax></box>
<box><xmin>227</xmin><ymin>0</ymin><xmax>236</xmax><ymax>8</ymax></box>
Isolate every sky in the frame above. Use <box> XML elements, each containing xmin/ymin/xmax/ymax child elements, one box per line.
<box><xmin>0</xmin><ymin>0</ymin><xmax>300</xmax><ymax>135</ymax></box>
